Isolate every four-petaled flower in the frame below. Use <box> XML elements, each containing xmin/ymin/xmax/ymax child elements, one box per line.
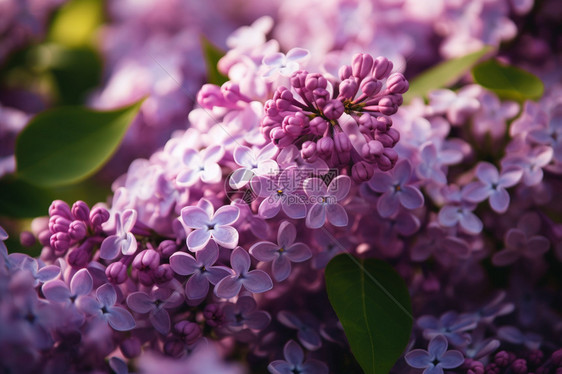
<box><xmin>214</xmin><ymin>247</ymin><xmax>273</xmax><ymax>299</ymax></box>
<box><xmin>250</xmin><ymin>221</ymin><xmax>312</xmax><ymax>282</ymax></box>
<box><xmin>368</xmin><ymin>159</ymin><xmax>424</xmax><ymax>217</ymax></box>
<box><xmin>405</xmin><ymin>335</ymin><xmax>464</xmax><ymax>374</ymax></box>
<box><xmin>462</xmin><ymin>162</ymin><xmax>522</xmax><ymax>213</ymax></box>
<box><xmin>262</xmin><ymin>48</ymin><xmax>310</xmax><ymax>79</ymax></box>
<box><xmin>268</xmin><ymin>340</ymin><xmax>328</xmax><ymax>374</ymax></box>
<box><xmin>181</xmin><ymin>199</ymin><xmax>240</xmax><ymax>251</ymax></box>
<box><xmin>303</xmin><ymin>175</ymin><xmax>350</xmax><ymax>229</ymax></box>
<box><xmin>223</xmin><ymin>295</ymin><xmax>271</xmax><ymax>332</ymax></box>
<box><xmin>100</xmin><ymin>209</ymin><xmax>138</xmax><ymax>260</ymax></box>
<box><xmin>176</xmin><ymin>145</ymin><xmax>225</xmax><ymax>187</ymax></box>
<box><xmin>229</xmin><ymin>143</ymin><xmax>279</xmax><ymax>189</ymax></box>
<box><xmin>169</xmin><ymin>241</ymin><xmax>231</xmax><ymax>300</ymax></box>
<box><xmin>126</xmin><ymin>286</ymin><xmax>183</xmax><ymax>334</ymax></box>
<box><xmin>77</xmin><ymin>283</ymin><xmax>135</xmax><ymax>331</ymax></box>
<box><xmin>256</xmin><ymin>167</ymin><xmax>307</xmax><ymax>219</ymax></box>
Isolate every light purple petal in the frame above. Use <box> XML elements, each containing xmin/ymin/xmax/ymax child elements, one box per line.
<box><xmin>328</xmin><ymin>175</ymin><xmax>351</xmax><ymax>201</ymax></box>
<box><xmin>202</xmin><ymin>144</ymin><xmax>224</xmax><ymax>163</ymax></box>
<box><xmin>245</xmin><ymin>311</ymin><xmax>271</xmax><ymax>330</ymax></box>
<box><xmin>306</xmin><ymin>204</ymin><xmax>326</xmax><ymax>229</ymax></box>
<box><xmin>231</xmin><ymin>247</ymin><xmax>250</xmax><ymax>275</ymax></box>
<box><xmin>109</xmin><ymin>357</ymin><xmax>128</xmax><ymax>374</ymax></box>
<box><xmin>285</xmin><ymin>243</ymin><xmax>312</xmax><ymax>262</ymax></box>
<box><xmin>425</xmin><ymin>366</ymin><xmax>444</xmax><ymax>374</ymax></box>
<box><xmin>526</xmin><ymin>236</ymin><xmax>550</xmax><ymax>257</ymax></box>
<box><xmin>107</xmin><ymin>306</ymin><xmax>136</xmax><ymax>331</ymax></box>
<box><xmin>121</xmin><ymin>209</ymin><xmax>137</xmax><ymax>233</ymax></box>
<box><xmin>492</xmin><ymin>249</ymin><xmax>519</xmax><ymax>266</ymax></box>
<box><xmin>237</xmin><ymin>295</ymin><xmax>257</xmax><ymax>313</ymax></box>
<box><xmin>398</xmin><ymin>186</ymin><xmax>424</xmax><ymax>210</ymax></box>
<box><xmin>77</xmin><ymin>296</ymin><xmax>102</xmax><ymax>316</ymax></box>
<box><xmin>249</xmin><ymin>241</ymin><xmax>278</xmax><ymax>262</ymax></box>
<box><xmin>405</xmin><ymin>349</ymin><xmax>431</xmax><ymax>368</ymax></box>
<box><xmin>476</xmin><ymin>162</ymin><xmax>499</xmax><ymax>184</ymax></box>
<box><xmin>181</xmin><ymin>207</ymin><xmax>210</xmax><ymax>229</ymax></box>
<box><xmin>229</xmin><ymin>168</ymin><xmax>253</xmax><ymax>189</ymax></box>
<box><xmin>259</xmin><ymin>196</ymin><xmax>282</xmax><ymax>219</ymax></box>
<box><xmin>234</xmin><ymin>146</ymin><xmax>255</xmax><ymax>168</ymax></box>
<box><xmin>197</xmin><ymin>241</ymin><xmax>219</xmax><ymax>266</ymax></box>
<box><xmin>187</xmin><ymin>229</ymin><xmax>212</xmax><ymax>251</ymax></box>
<box><xmin>272</xmin><ymin>255</ymin><xmax>292</xmax><ymax>282</ymax></box>
<box><xmin>368</xmin><ymin>172</ymin><xmax>394</xmax><ymax>193</ymax></box>
<box><xmin>459</xmin><ymin>211</ymin><xmax>483</xmax><ymax>234</ymax></box>
<box><xmin>377</xmin><ymin>192</ymin><xmax>400</xmax><ymax>218</ymax></box>
<box><xmin>428</xmin><ymin>335</ymin><xmax>448</xmax><ymax>359</ymax></box>
<box><xmin>70</xmin><ymin>268</ymin><xmax>93</xmax><ymax>296</ymax></box>
<box><xmin>394</xmin><ymin>212</ymin><xmax>420</xmax><ymax>236</ymax></box>
<box><xmin>197</xmin><ymin>198</ymin><xmax>215</xmax><ymax>217</ymax></box>
<box><xmin>121</xmin><ymin>233</ymin><xmax>137</xmax><ymax>256</ymax></box>
<box><xmin>301</xmin><ymin>360</ymin><xmax>329</xmax><ymax>374</ymax></box>
<box><xmin>268</xmin><ymin>361</ymin><xmax>292</xmax><ymax>374</ymax></box>
<box><xmin>176</xmin><ymin>169</ymin><xmax>200</xmax><ymax>186</ymax></box>
<box><xmin>42</xmin><ymin>280</ymin><xmax>70</xmax><ymax>303</ymax></box>
<box><xmin>394</xmin><ymin>159</ymin><xmax>413</xmax><ymax>185</ymax></box>
<box><xmin>36</xmin><ymin>265</ymin><xmax>61</xmax><ymax>282</ymax></box>
<box><xmin>201</xmin><ymin>162</ymin><xmax>222</xmax><ymax>184</ymax></box>
<box><xmin>150</xmin><ymin>308</ymin><xmax>171</xmax><ymax>334</ymax></box>
<box><xmin>278</xmin><ymin>311</ymin><xmax>301</xmax><ymax>328</ymax></box>
<box><xmin>278</xmin><ymin>221</ymin><xmax>296</xmax><ymax>248</ymax></box>
<box><xmin>0</xmin><ymin>226</ymin><xmax>7</xmax><ymax>240</ymax></box>
<box><xmin>242</xmin><ymin>270</ymin><xmax>273</xmax><ymax>293</ymax></box>
<box><xmin>304</xmin><ymin>178</ymin><xmax>328</xmax><ymax>198</ymax></box>
<box><xmin>127</xmin><ymin>292</ymin><xmax>154</xmax><ymax>313</ymax></box>
<box><xmin>97</xmin><ymin>283</ymin><xmax>117</xmax><ymax>307</ymax></box>
<box><xmin>213</xmin><ymin>205</ymin><xmax>240</xmax><ymax>225</ymax></box>
<box><xmin>439</xmin><ymin>350</ymin><xmax>464</xmax><ymax>369</ymax></box>
<box><xmin>489</xmin><ymin>188</ymin><xmax>510</xmax><ymax>213</ymax></box>
<box><xmin>298</xmin><ymin>328</ymin><xmax>322</xmax><ymax>350</ymax></box>
<box><xmin>186</xmin><ymin>273</ymin><xmax>210</xmax><ymax>300</ymax></box>
<box><xmin>283</xmin><ymin>340</ymin><xmax>304</xmax><ymax>366</ymax></box>
<box><xmin>205</xmin><ymin>266</ymin><xmax>231</xmax><ymax>284</ymax></box>
<box><xmin>100</xmin><ymin>235</ymin><xmax>122</xmax><ymax>260</ymax></box>
<box><xmin>182</xmin><ymin>148</ymin><xmax>200</xmax><ymax>167</ymax></box>
<box><xmin>505</xmin><ymin>228</ymin><xmax>526</xmax><ymax>249</ymax></box>
<box><xmin>215</xmin><ymin>275</ymin><xmax>242</xmax><ymax>299</ymax></box>
<box><xmin>282</xmin><ymin>198</ymin><xmax>307</xmax><ymax>219</ymax></box>
<box><xmin>499</xmin><ymin>168</ymin><xmax>522</xmax><ymax>188</ymax></box>
<box><xmin>462</xmin><ymin>182</ymin><xmax>491</xmax><ymax>203</ymax></box>
<box><xmin>326</xmin><ymin>204</ymin><xmax>348</xmax><ymax>227</ymax></box>
<box><xmin>438</xmin><ymin>206</ymin><xmax>460</xmax><ymax>227</ymax></box>
<box><xmin>169</xmin><ymin>252</ymin><xmax>198</xmax><ymax>276</ymax></box>
<box><xmin>212</xmin><ymin>226</ymin><xmax>239</xmax><ymax>249</ymax></box>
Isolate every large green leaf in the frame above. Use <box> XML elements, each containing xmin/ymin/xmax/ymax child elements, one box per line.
<box><xmin>48</xmin><ymin>0</ymin><xmax>104</xmax><ymax>48</ymax></box>
<box><xmin>404</xmin><ymin>46</ymin><xmax>493</xmax><ymax>103</ymax></box>
<box><xmin>15</xmin><ymin>101</ymin><xmax>142</xmax><ymax>187</ymax></box>
<box><xmin>325</xmin><ymin>255</ymin><xmax>412</xmax><ymax>374</ymax></box>
<box><xmin>472</xmin><ymin>59</ymin><xmax>544</xmax><ymax>102</ymax></box>
<box><xmin>201</xmin><ymin>36</ymin><xmax>229</xmax><ymax>86</ymax></box>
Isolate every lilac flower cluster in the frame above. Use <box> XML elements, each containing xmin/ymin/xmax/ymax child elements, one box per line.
<box><xmin>1</xmin><ymin>4</ymin><xmax>562</xmax><ymax>374</ymax></box>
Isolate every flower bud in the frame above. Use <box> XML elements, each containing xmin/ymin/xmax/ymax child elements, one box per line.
<box><xmin>373</xmin><ymin>57</ymin><xmax>393</xmax><ymax>80</ymax></box>
<box><xmin>360</xmin><ymin>77</ymin><xmax>382</xmax><ymax>97</ymax></box>
<box><xmin>323</xmin><ymin>99</ymin><xmax>344</xmax><ymax>120</ymax></box>
<box><xmin>71</xmin><ymin>201</ymin><xmax>90</xmax><ymax>222</ymax></box>
<box><xmin>334</xmin><ymin>132</ymin><xmax>352</xmax><ymax>153</ymax></box>
<box><xmin>106</xmin><ymin>261</ymin><xmax>128</xmax><ymax>284</ymax></box>
<box><xmin>377</xmin><ymin>97</ymin><xmax>398</xmax><ymax>115</ymax></box>
<box><xmin>352</xmin><ymin>53</ymin><xmax>374</xmax><ymax>79</ymax></box>
<box><xmin>20</xmin><ymin>231</ymin><xmax>36</xmax><ymax>247</ymax></box>
<box><xmin>133</xmin><ymin>249</ymin><xmax>160</xmax><ymax>271</ymax></box>
<box><xmin>90</xmin><ymin>207</ymin><xmax>110</xmax><ymax>228</ymax></box>
<box><xmin>338</xmin><ymin>64</ymin><xmax>352</xmax><ymax>80</ymax></box>
<box><xmin>157</xmin><ymin>240</ymin><xmax>177</xmax><ymax>258</ymax></box>
<box><xmin>317</xmin><ymin>136</ymin><xmax>334</xmax><ymax>158</ymax></box>
<box><xmin>68</xmin><ymin>248</ymin><xmax>89</xmax><ymax>268</ymax></box>
<box><xmin>386</xmin><ymin>73</ymin><xmax>409</xmax><ymax>94</ymax></box>
<box><xmin>301</xmin><ymin>141</ymin><xmax>317</xmax><ymax>162</ymax></box>
<box><xmin>163</xmin><ymin>338</ymin><xmax>185</xmax><ymax>358</ymax></box>
<box><xmin>49</xmin><ymin>216</ymin><xmax>71</xmax><ymax>234</ymax></box>
<box><xmin>174</xmin><ymin>321</ymin><xmax>202</xmax><ymax>345</ymax></box>
<box><xmin>197</xmin><ymin>84</ymin><xmax>225</xmax><ymax>109</ymax></box>
<box><xmin>305</xmin><ymin>73</ymin><xmax>327</xmax><ymax>91</ymax></box>
<box><xmin>339</xmin><ymin>78</ymin><xmax>358</xmax><ymax>99</ymax></box>
<box><xmin>309</xmin><ymin>116</ymin><xmax>328</xmax><ymax>135</ymax></box>
<box><xmin>203</xmin><ymin>304</ymin><xmax>224</xmax><ymax>327</ymax></box>
<box><xmin>50</xmin><ymin>232</ymin><xmax>70</xmax><ymax>254</ymax></box>
<box><xmin>271</xmin><ymin>127</ymin><xmax>294</xmax><ymax>148</ymax></box>
<box><xmin>362</xmin><ymin>140</ymin><xmax>384</xmax><ymax>161</ymax></box>
<box><xmin>49</xmin><ymin>200</ymin><xmax>72</xmax><ymax>220</ymax></box>
<box><xmin>352</xmin><ymin>161</ymin><xmax>375</xmax><ymax>182</ymax></box>
<box><xmin>153</xmin><ymin>264</ymin><xmax>174</xmax><ymax>284</ymax></box>
<box><xmin>120</xmin><ymin>337</ymin><xmax>141</xmax><ymax>358</ymax></box>
<box><xmin>68</xmin><ymin>220</ymin><xmax>87</xmax><ymax>241</ymax></box>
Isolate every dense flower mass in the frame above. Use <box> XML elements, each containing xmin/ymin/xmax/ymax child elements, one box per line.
<box><xmin>1</xmin><ymin>1</ymin><xmax>562</xmax><ymax>373</ymax></box>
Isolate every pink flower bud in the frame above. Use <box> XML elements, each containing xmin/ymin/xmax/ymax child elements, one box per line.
<box><xmin>49</xmin><ymin>200</ymin><xmax>72</xmax><ymax>220</ymax></box>
<box><xmin>106</xmin><ymin>261</ymin><xmax>128</xmax><ymax>284</ymax></box>
<box><xmin>197</xmin><ymin>84</ymin><xmax>225</xmax><ymax>109</ymax></box>
<box><xmin>360</xmin><ymin>77</ymin><xmax>382</xmax><ymax>96</ymax></box>
<box><xmin>323</xmin><ymin>99</ymin><xmax>344</xmax><ymax>120</ymax></box>
<box><xmin>68</xmin><ymin>248</ymin><xmax>89</xmax><ymax>268</ymax></box>
<box><xmin>386</xmin><ymin>73</ymin><xmax>409</xmax><ymax>94</ymax></box>
<box><xmin>352</xmin><ymin>161</ymin><xmax>375</xmax><ymax>182</ymax></box>
<box><xmin>71</xmin><ymin>201</ymin><xmax>90</xmax><ymax>222</ymax></box>
<box><xmin>373</xmin><ymin>57</ymin><xmax>393</xmax><ymax>80</ymax></box>
<box><xmin>317</xmin><ymin>136</ymin><xmax>334</xmax><ymax>157</ymax></box>
<box><xmin>174</xmin><ymin>321</ymin><xmax>202</xmax><ymax>345</ymax></box>
<box><xmin>309</xmin><ymin>116</ymin><xmax>328</xmax><ymax>135</ymax></box>
<box><xmin>352</xmin><ymin>53</ymin><xmax>374</xmax><ymax>79</ymax></box>
<box><xmin>120</xmin><ymin>337</ymin><xmax>141</xmax><ymax>358</ymax></box>
<box><xmin>50</xmin><ymin>232</ymin><xmax>70</xmax><ymax>254</ymax></box>
<box><xmin>68</xmin><ymin>220</ymin><xmax>87</xmax><ymax>241</ymax></box>
<box><xmin>301</xmin><ymin>141</ymin><xmax>317</xmax><ymax>162</ymax></box>
<box><xmin>339</xmin><ymin>78</ymin><xmax>359</xmax><ymax>99</ymax></box>
<box><xmin>133</xmin><ymin>249</ymin><xmax>160</xmax><ymax>271</ymax></box>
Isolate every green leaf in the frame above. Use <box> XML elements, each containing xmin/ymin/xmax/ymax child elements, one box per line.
<box><xmin>201</xmin><ymin>36</ymin><xmax>229</xmax><ymax>86</ymax></box>
<box><xmin>15</xmin><ymin>101</ymin><xmax>142</xmax><ymax>188</ymax></box>
<box><xmin>404</xmin><ymin>46</ymin><xmax>493</xmax><ymax>103</ymax></box>
<box><xmin>48</xmin><ymin>0</ymin><xmax>104</xmax><ymax>48</ymax></box>
<box><xmin>472</xmin><ymin>59</ymin><xmax>544</xmax><ymax>102</ymax></box>
<box><xmin>0</xmin><ymin>175</ymin><xmax>110</xmax><ymax>218</ymax></box>
<box><xmin>325</xmin><ymin>254</ymin><xmax>412</xmax><ymax>374</ymax></box>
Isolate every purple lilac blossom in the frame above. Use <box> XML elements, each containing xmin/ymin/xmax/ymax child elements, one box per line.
<box><xmin>405</xmin><ymin>335</ymin><xmax>464</xmax><ymax>374</ymax></box>
<box><xmin>268</xmin><ymin>340</ymin><xmax>328</xmax><ymax>374</ymax></box>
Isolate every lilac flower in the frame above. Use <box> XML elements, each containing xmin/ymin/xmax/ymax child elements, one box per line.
<box><xmin>416</xmin><ymin>143</ymin><xmax>462</xmax><ymax>185</ymax></box>
<box><xmin>502</xmin><ymin>145</ymin><xmax>553</xmax><ymax>186</ymax></box>
<box><xmin>13</xmin><ymin>256</ymin><xmax>60</xmax><ymax>287</ymax></box>
<box><xmin>268</xmin><ymin>340</ymin><xmax>328</xmax><ymax>374</ymax></box>
<box><xmin>100</xmin><ymin>209</ymin><xmax>138</xmax><ymax>260</ymax></box>
<box><xmin>262</xmin><ymin>48</ymin><xmax>310</xmax><ymax>79</ymax></box>
<box><xmin>169</xmin><ymin>241</ymin><xmax>231</xmax><ymax>300</ymax></box>
<box><xmin>428</xmin><ymin>87</ymin><xmax>480</xmax><ymax>125</ymax></box>
<box><xmin>462</xmin><ymin>162</ymin><xmax>522</xmax><ymax>213</ymax></box>
<box><xmin>278</xmin><ymin>311</ymin><xmax>322</xmax><ymax>351</ymax></box>
<box><xmin>180</xmin><ymin>199</ymin><xmax>240</xmax><ymax>251</ymax></box>
<box><xmin>303</xmin><ymin>175</ymin><xmax>350</xmax><ymax>229</ymax></box>
<box><xmin>214</xmin><ymin>247</ymin><xmax>273</xmax><ymax>299</ymax></box>
<box><xmin>527</xmin><ymin>104</ymin><xmax>562</xmax><ymax>163</ymax></box>
<box><xmin>77</xmin><ymin>283</ymin><xmax>135</xmax><ymax>331</ymax></box>
<box><xmin>310</xmin><ymin>230</ymin><xmax>349</xmax><ymax>269</ymax></box>
<box><xmin>410</xmin><ymin>222</ymin><xmax>470</xmax><ymax>264</ymax></box>
<box><xmin>417</xmin><ymin>311</ymin><xmax>477</xmax><ymax>347</ymax></box>
<box><xmin>250</xmin><ymin>221</ymin><xmax>312</xmax><ymax>282</ymax></box>
<box><xmin>256</xmin><ymin>167</ymin><xmax>307</xmax><ymax>219</ymax></box>
<box><xmin>492</xmin><ymin>228</ymin><xmax>550</xmax><ymax>266</ymax></box>
<box><xmin>126</xmin><ymin>286</ymin><xmax>183</xmax><ymax>334</ymax></box>
<box><xmin>471</xmin><ymin>91</ymin><xmax>519</xmax><ymax>139</ymax></box>
<box><xmin>176</xmin><ymin>145</ymin><xmax>225</xmax><ymax>187</ymax></box>
<box><xmin>0</xmin><ymin>225</ymin><xmax>8</xmax><ymax>266</ymax></box>
<box><xmin>405</xmin><ymin>335</ymin><xmax>464</xmax><ymax>374</ymax></box>
<box><xmin>42</xmin><ymin>268</ymin><xmax>93</xmax><ymax>304</ymax></box>
<box><xmin>222</xmin><ymin>295</ymin><xmax>271</xmax><ymax>332</ymax></box>
<box><xmin>368</xmin><ymin>159</ymin><xmax>424</xmax><ymax>217</ymax></box>
<box><xmin>497</xmin><ymin>326</ymin><xmax>542</xmax><ymax>350</ymax></box>
<box><xmin>229</xmin><ymin>143</ymin><xmax>279</xmax><ymax>189</ymax></box>
<box><xmin>438</xmin><ymin>185</ymin><xmax>483</xmax><ymax>235</ymax></box>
